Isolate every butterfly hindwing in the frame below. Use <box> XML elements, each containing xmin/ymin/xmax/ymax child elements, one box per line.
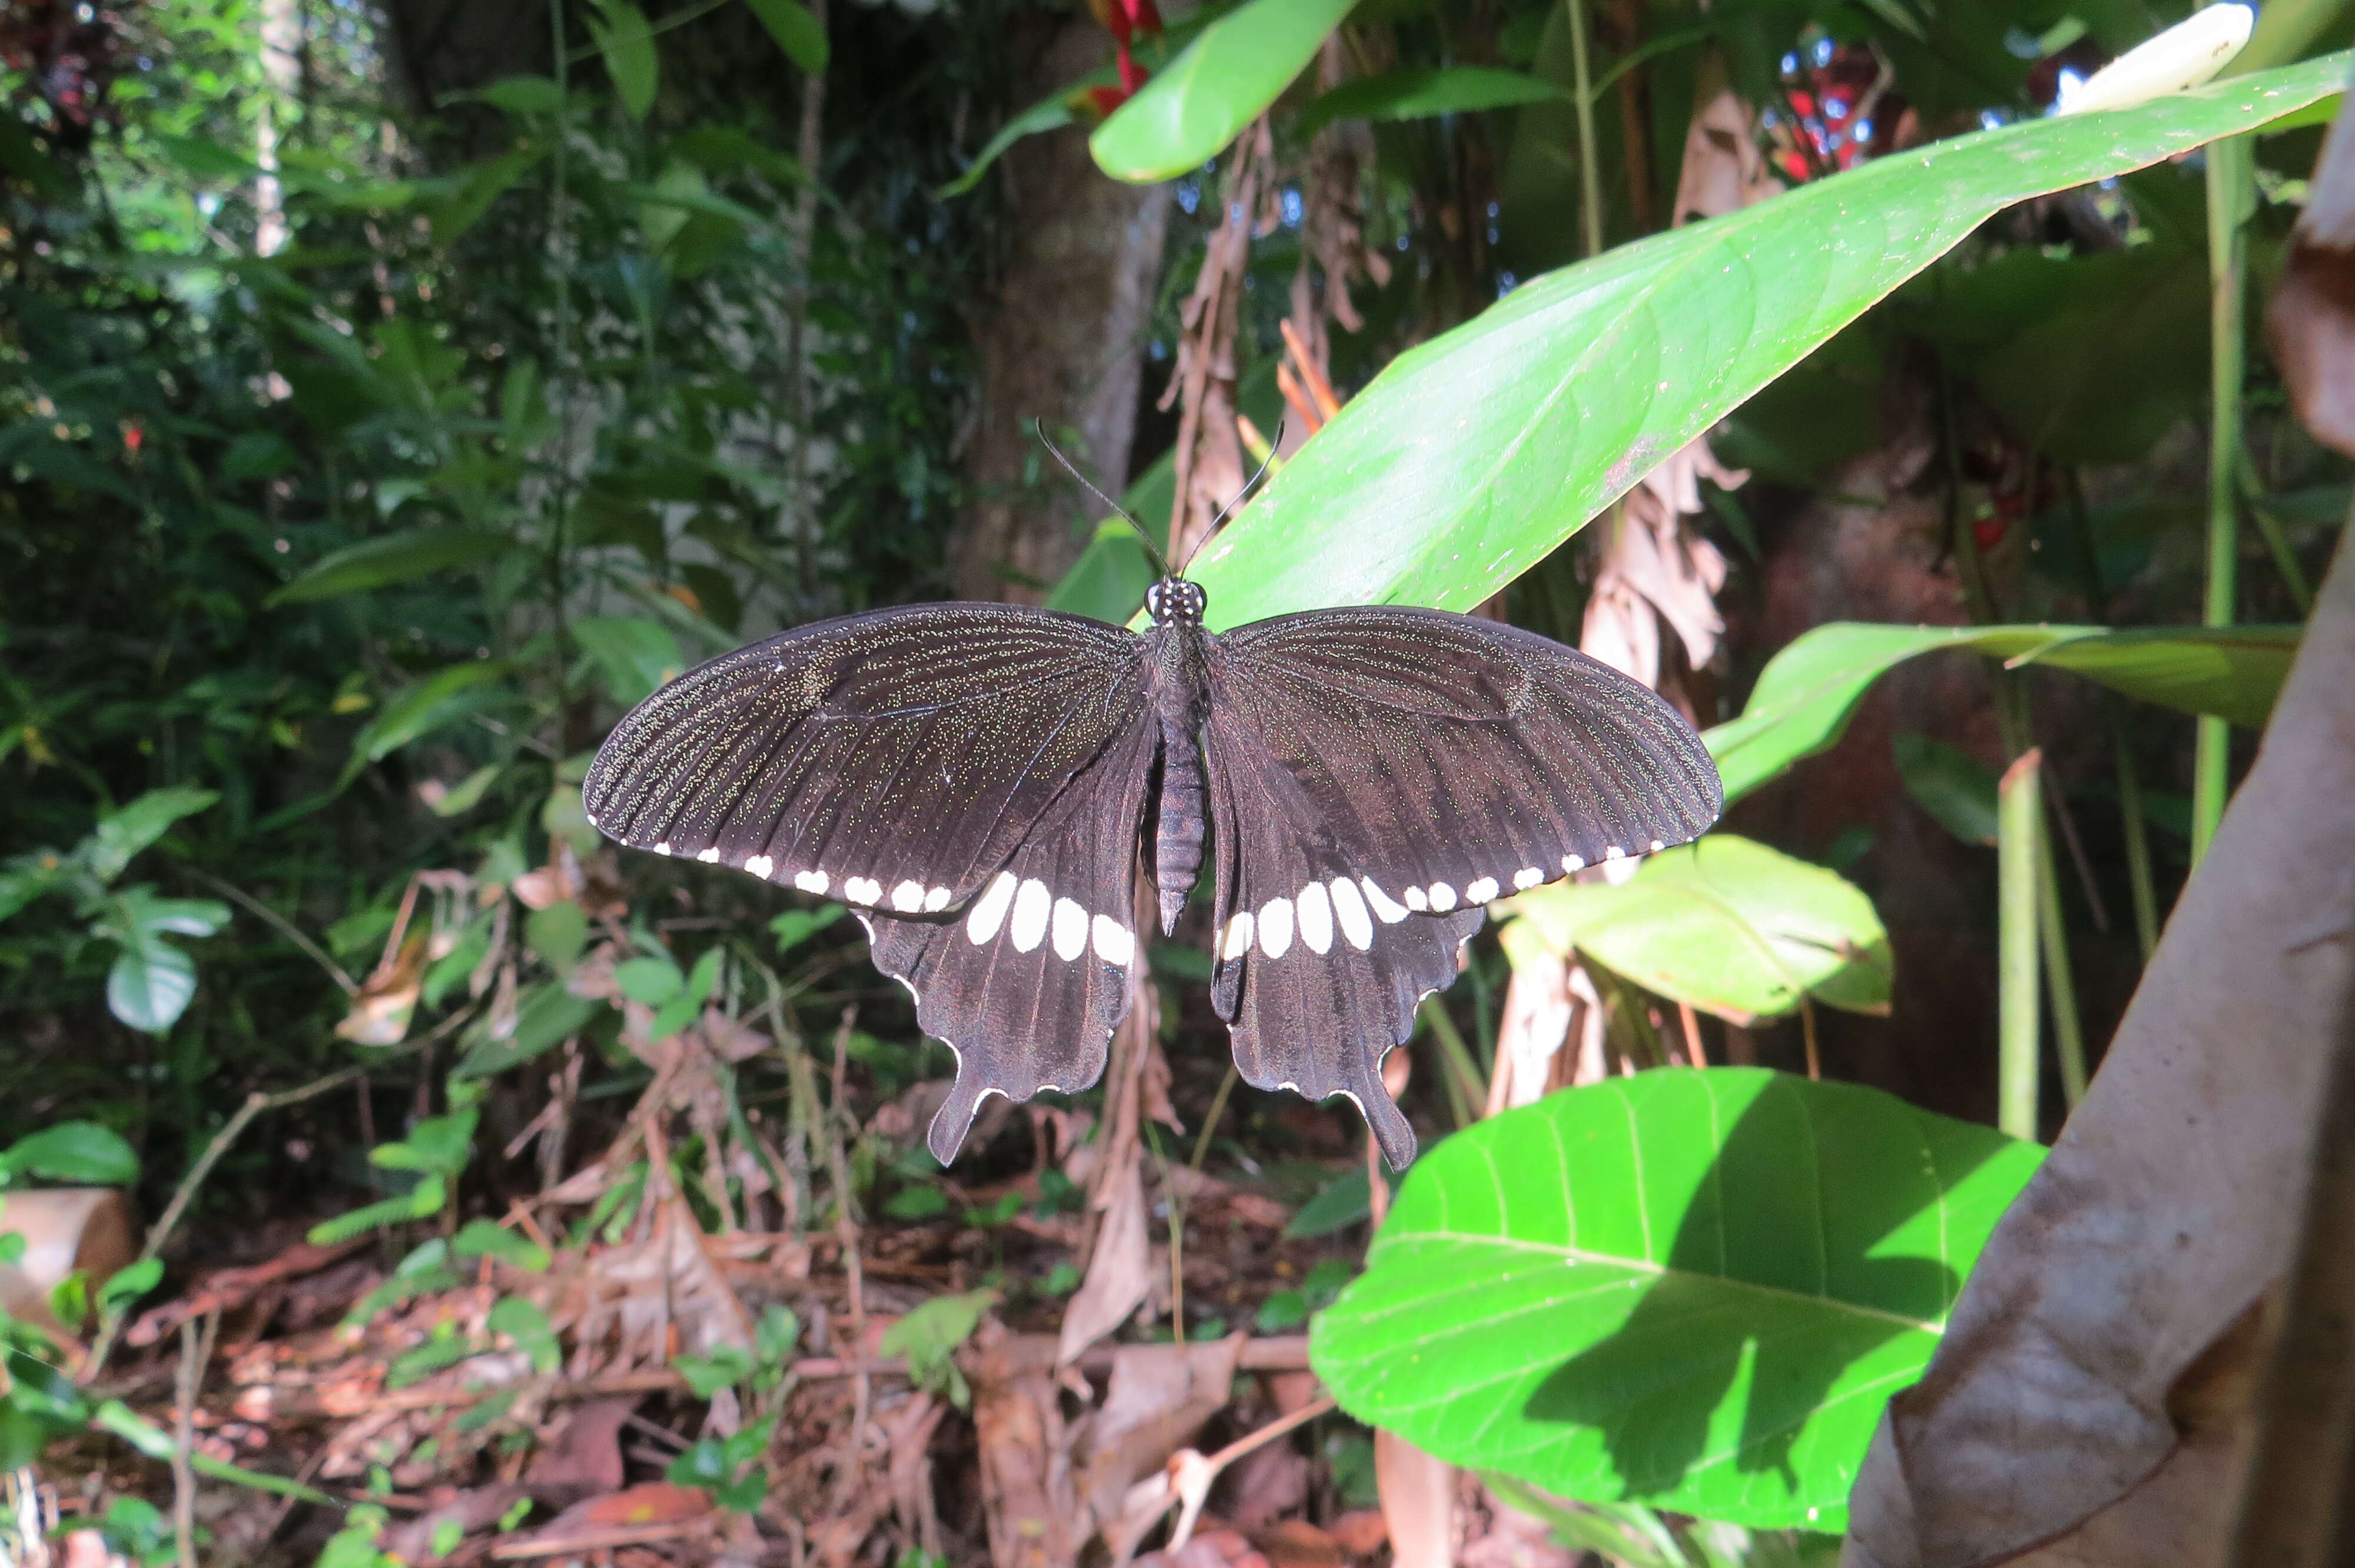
<box><xmin>582</xmin><ymin>604</ymin><xmax>1148</xmax><ymax>912</ymax></box>
<box><xmin>1208</xmin><ymin>607</ymin><xmax>1722</xmax><ymax>909</ymax></box>
<box><xmin>1203</xmin><ymin>702</ymin><xmax>1485</xmax><ymax>1170</ymax></box>
<box><xmin>860</xmin><ymin>716</ymin><xmax>1156</xmax><ymax>1163</ymax></box>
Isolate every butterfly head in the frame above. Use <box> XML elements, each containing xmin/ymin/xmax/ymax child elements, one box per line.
<box><xmin>1145</xmin><ymin>577</ymin><xmax>1207</xmax><ymax>627</ymax></box>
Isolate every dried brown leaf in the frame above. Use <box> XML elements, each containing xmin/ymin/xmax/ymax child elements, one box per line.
<box><xmin>1375</xmin><ymin>1430</ymin><xmax>1454</xmax><ymax>1568</ymax></box>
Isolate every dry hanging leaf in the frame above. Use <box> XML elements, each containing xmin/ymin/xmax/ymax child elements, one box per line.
<box><xmin>1841</xmin><ymin>522</ymin><xmax>2355</xmax><ymax>1560</ymax></box>
<box><xmin>2271</xmin><ymin>65</ymin><xmax>2355</xmax><ymax>456</ymax></box>
<box><xmin>1080</xmin><ymin>1337</ymin><xmax>1251</xmax><ymax>1534</ymax></box>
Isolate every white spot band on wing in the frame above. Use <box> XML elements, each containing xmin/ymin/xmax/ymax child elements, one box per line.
<box><xmin>1009</xmin><ymin>878</ymin><xmax>1052</xmax><ymax>953</ymax></box>
<box><xmin>966</xmin><ymin>872</ymin><xmax>1017</xmax><ymax>944</ymax></box>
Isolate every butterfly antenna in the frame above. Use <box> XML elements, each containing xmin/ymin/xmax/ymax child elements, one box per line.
<box><xmin>1176</xmin><ymin>418</ymin><xmax>1286</xmax><ymax>577</ymax></box>
<box><xmin>1034</xmin><ymin>420</ymin><xmax>1173</xmax><ymax>579</ymax></box>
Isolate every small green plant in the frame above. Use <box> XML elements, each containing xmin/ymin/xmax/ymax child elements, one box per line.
<box><xmin>0</xmin><ymin>788</ymin><xmax>226</xmax><ymax>1034</ymax></box>
<box><xmin>878</xmin><ymin>1288</ymin><xmax>996</xmax><ymax>1410</ymax></box>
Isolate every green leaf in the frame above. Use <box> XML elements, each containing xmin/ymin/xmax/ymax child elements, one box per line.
<box><xmin>453</xmin><ymin>983</ymin><xmax>601</xmax><ymax>1079</ymax></box>
<box><xmin>1283</xmin><ymin>1165</ymin><xmax>1400</xmax><ymax>1240</ymax></box>
<box><xmin>266</xmin><ymin>527</ymin><xmax>510</xmax><ymax>606</ymax></box>
<box><xmin>879</xmin><ymin>1288</ymin><xmax>996</xmax><ymax>1410</ymax></box>
<box><xmin>1703</xmin><ymin>623</ymin><xmax>2298</xmax><ymax>807</ymax></box>
<box><xmin>1090</xmin><ymin>0</ymin><xmax>1362</xmax><ymax>182</ymax></box>
<box><xmin>1310</xmin><ymin>1069</ymin><xmax>2045</xmax><ymax>1532</ymax></box>
<box><xmin>371</xmin><ymin>1107</ymin><xmax>477</xmax><ymax>1175</ymax></box>
<box><xmin>744</xmin><ymin>0</ymin><xmax>828</xmax><ymax>74</ymax></box>
<box><xmin>1044</xmin><ymin>519</ymin><xmax>1159</xmax><ymax>625</ymax></box>
<box><xmin>573</xmin><ymin>616</ymin><xmax>685</xmax><ymax>705</ymax></box>
<box><xmin>675</xmin><ymin>1342</ymin><xmax>755</xmax><ymax>1397</ymax></box>
<box><xmin>99</xmin><ymin>1257</ymin><xmax>165</xmax><ymax>1312</ymax></box>
<box><xmin>937</xmin><ymin>91</ymin><xmax>1078</xmax><ymax>199</ymax></box>
<box><xmin>307</xmin><ymin>1174</ymin><xmax>446</xmax><ymax>1244</ymax></box>
<box><xmin>1893</xmin><ymin>734</ymin><xmax>2001</xmax><ymax>847</ymax></box>
<box><xmin>105</xmin><ymin>921</ymin><xmax>198</xmax><ymax>1034</ymax></box>
<box><xmin>615</xmin><ymin>955</ymin><xmax>686</xmax><ymax>1006</ymax></box>
<box><xmin>1296</xmin><ymin>66</ymin><xmax>1568</xmax><ymax>140</ymax></box>
<box><xmin>3</xmin><ymin>1121</ymin><xmax>138</xmax><ymax>1185</ymax></box>
<box><xmin>768</xmin><ymin>903</ymin><xmax>845</xmax><ymax>953</ymax></box>
<box><xmin>884</xmin><ymin>1185</ymin><xmax>949</xmax><ymax>1220</ymax></box>
<box><xmin>0</xmin><ymin>859</ymin><xmax>64</xmax><ymax>923</ymax></box>
<box><xmin>456</xmin><ymin>76</ymin><xmax>566</xmax><ymax>117</ymax></box>
<box><xmin>588</xmin><ymin>0</ymin><xmax>660</xmax><ymax>121</ymax></box>
<box><xmin>1505</xmin><ymin>836</ymin><xmax>1892</xmax><ymax>1025</ymax></box>
<box><xmin>1186</xmin><ymin>56</ymin><xmax>2347</xmax><ymax>629</ymax></box>
<box><xmin>87</xmin><ymin>788</ymin><xmax>219</xmax><ymax>883</ymax></box>
<box><xmin>453</xmin><ymin>1220</ymin><xmax>550</xmax><ymax>1273</ymax></box>
<box><xmin>347</xmin><ymin>662</ymin><xmax>514</xmax><ymax>772</ymax></box>
<box><xmin>91</xmin><ymin>1401</ymin><xmax>336</xmax><ymax>1503</ymax></box>
<box><xmin>424</xmin><ymin>762</ymin><xmax>505</xmax><ymax>818</ymax></box>
<box><xmin>525</xmin><ymin>900</ymin><xmax>588</xmax><ymax>972</ymax></box>
<box><xmin>488</xmin><ymin>1295</ymin><xmax>561</xmax><ymax>1372</ymax></box>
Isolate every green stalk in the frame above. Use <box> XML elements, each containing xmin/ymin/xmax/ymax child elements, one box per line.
<box><xmin>1566</xmin><ymin>0</ymin><xmax>1603</xmax><ymax>259</ymax></box>
<box><xmin>2034</xmin><ymin>826</ymin><xmax>2088</xmax><ymax>1107</ymax></box>
<box><xmin>1998</xmin><ymin>749</ymin><xmax>2044</xmax><ymax>1142</ymax></box>
<box><xmin>2195</xmin><ymin>134</ymin><xmax>2251</xmax><ymax>866</ymax></box>
<box><xmin>1419</xmin><ymin>998</ymin><xmax>1484</xmax><ymax>1130</ymax></box>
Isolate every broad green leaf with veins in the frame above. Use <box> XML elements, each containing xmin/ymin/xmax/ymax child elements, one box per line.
<box><xmin>1190</xmin><ymin>58</ymin><xmax>2346</xmax><ymax>627</ymax></box>
<box><xmin>1310</xmin><ymin>1069</ymin><xmax>2044</xmax><ymax>1532</ymax></box>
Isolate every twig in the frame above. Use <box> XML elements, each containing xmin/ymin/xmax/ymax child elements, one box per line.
<box><xmin>822</xmin><ymin>1008</ymin><xmax>870</xmax><ymax>1505</ymax></box>
<box><xmin>171</xmin><ymin>1311</ymin><xmax>217</xmax><ymax>1568</ymax></box>
<box><xmin>1798</xmin><ymin>995</ymin><xmax>1822</xmax><ymax>1082</ymax></box>
<box><xmin>1166</xmin><ymin>1396</ymin><xmax>1338</xmax><ymax>1551</ymax></box>
<box><xmin>86</xmin><ymin>1017</ymin><xmax>460</xmax><ymax>1378</ymax></box>
<box><xmin>1677</xmin><ymin>1002</ymin><xmax>1706</xmax><ymax>1067</ymax></box>
<box><xmin>1188</xmin><ymin>1065</ymin><xmax>1239</xmax><ymax>1174</ymax></box>
<box><xmin>189</xmin><ymin>869</ymin><xmax>358</xmax><ymax>995</ymax></box>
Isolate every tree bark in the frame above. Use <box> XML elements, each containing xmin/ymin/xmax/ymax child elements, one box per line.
<box><xmin>950</xmin><ymin>18</ymin><xmax>1171</xmax><ymax>605</ymax></box>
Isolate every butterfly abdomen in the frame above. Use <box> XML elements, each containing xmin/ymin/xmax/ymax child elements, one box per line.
<box><xmin>1148</xmin><ymin>625</ymin><xmax>1210</xmax><ymax>936</ymax></box>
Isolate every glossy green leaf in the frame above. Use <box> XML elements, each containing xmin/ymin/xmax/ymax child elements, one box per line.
<box><xmin>1505</xmin><ymin>836</ymin><xmax>1891</xmax><ymax>1024</ymax></box>
<box><xmin>1189</xmin><ymin>56</ymin><xmax>2346</xmax><ymax>628</ymax></box>
<box><xmin>615</xmin><ymin>955</ymin><xmax>686</xmax><ymax>1005</ymax></box>
<box><xmin>87</xmin><ymin>788</ymin><xmax>218</xmax><ymax>882</ymax></box>
<box><xmin>3</xmin><ymin>1121</ymin><xmax>138</xmax><ymax>1185</ymax></box>
<box><xmin>588</xmin><ymin>0</ymin><xmax>660</xmax><ymax>121</ymax></box>
<box><xmin>1704</xmin><ymin>622</ymin><xmax>2298</xmax><ymax>807</ymax></box>
<box><xmin>1090</xmin><ymin>0</ymin><xmax>1361</xmax><ymax>182</ymax></box>
<box><xmin>1296</xmin><ymin>67</ymin><xmax>1568</xmax><ymax>141</ymax></box>
<box><xmin>769</xmin><ymin>903</ymin><xmax>845</xmax><ymax>953</ymax></box>
<box><xmin>1311</xmin><ymin>1069</ymin><xmax>2045</xmax><ymax>1532</ymax></box>
<box><xmin>745</xmin><ymin>0</ymin><xmax>828</xmax><ymax>74</ymax></box>
<box><xmin>454</xmin><ymin>983</ymin><xmax>602</xmax><ymax>1079</ymax></box>
<box><xmin>938</xmin><ymin>91</ymin><xmax>1078</xmax><ymax>198</ymax></box>
<box><xmin>1893</xmin><ymin>733</ymin><xmax>2000</xmax><ymax>846</ymax></box>
<box><xmin>266</xmin><ymin>527</ymin><xmax>509</xmax><ymax>606</ymax></box>
<box><xmin>306</xmin><ymin>1173</ymin><xmax>445</xmax><ymax>1244</ymax></box>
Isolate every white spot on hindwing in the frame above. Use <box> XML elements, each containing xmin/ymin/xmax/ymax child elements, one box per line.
<box><xmin>966</xmin><ymin>872</ymin><xmax>1017</xmax><ymax>944</ymax></box>
<box><xmin>1258</xmin><ymin>897</ymin><xmax>1295</xmax><ymax>958</ymax></box>
<box><xmin>1404</xmin><ymin>886</ymin><xmax>1429</xmax><ymax>913</ymax></box>
<box><xmin>1051</xmin><ymin>897</ymin><xmax>1088</xmax><ymax>961</ymax></box>
<box><xmin>1296</xmin><ymin>882</ymin><xmax>1334</xmax><ymax>954</ymax></box>
<box><xmin>1009</xmin><ymin>878</ymin><xmax>1052</xmax><ymax>953</ymax></box>
<box><xmin>1650</xmin><ymin>839</ymin><xmax>1666</xmax><ymax>853</ymax></box>
<box><xmin>1464</xmin><ymin>876</ymin><xmax>1500</xmax><ymax>904</ymax></box>
<box><xmin>1092</xmin><ymin>914</ymin><xmax>1134</xmax><ymax>967</ymax></box>
<box><xmin>922</xmin><ymin>886</ymin><xmax>953</xmax><ymax>912</ymax></box>
<box><xmin>1562</xmin><ymin>854</ymin><xmax>1586</xmax><ymax>873</ymax></box>
<box><xmin>1362</xmin><ymin>879</ymin><xmax>1409</xmax><ymax>924</ymax></box>
<box><xmin>746</xmin><ymin>855</ymin><xmax>775</xmax><ymax>878</ymax></box>
<box><xmin>1427</xmin><ymin>882</ymin><xmax>1459</xmax><ymax>912</ymax></box>
<box><xmin>891</xmin><ymin>879</ymin><xmax>926</xmax><ymax>911</ymax></box>
<box><xmin>1514</xmin><ymin>866</ymin><xmax>1544</xmax><ymax>891</ymax></box>
<box><xmin>844</xmin><ymin>876</ymin><xmax>883</xmax><ymax>905</ymax></box>
<box><xmin>1220</xmin><ymin>912</ymin><xmax>1255</xmax><ymax>959</ymax></box>
<box><xmin>1605</xmin><ymin>846</ymin><xmax>1626</xmax><ymax>861</ymax></box>
<box><xmin>795</xmin><ymin>869</ymin><xmax>830</xmax><ymax>895</ymax></box>
<box><xmin>696</xmin><ymin>847</ymin><xmax>721</xmax><ymax>864</ymax></box>
<box><xmin>1330</xmin><ymin>878</ymin><xmax>1374</xmax><ymax>951</ymax></box>
<box><xmin>653</xmin><ymin>842</ymin><xmax>673</xmax><ymax>856</ymax></box>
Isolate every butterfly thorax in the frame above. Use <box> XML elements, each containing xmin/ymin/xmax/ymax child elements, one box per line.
<box><xmin>1144</xmin><ymin>579</ymin><xmax>1212</xmax><ymax>936</ymax></box>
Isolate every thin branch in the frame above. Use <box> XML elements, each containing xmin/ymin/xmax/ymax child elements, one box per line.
<box><xmin>188</xmin><ymin>869</ymin><xmax>356</xmax><ymax>995</ymax></box>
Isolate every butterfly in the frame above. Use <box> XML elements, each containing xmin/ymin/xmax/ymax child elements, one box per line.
<box><xmin>582</xmin><ymin>555</ymin><xmax>1721</xmax><ymax>1170</ymax></box>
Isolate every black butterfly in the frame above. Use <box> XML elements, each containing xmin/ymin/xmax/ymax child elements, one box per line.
<box><xmin>582</xmin><ymin>569</ymin><xmax>1720</xmax><ymax>1169</ymax></box>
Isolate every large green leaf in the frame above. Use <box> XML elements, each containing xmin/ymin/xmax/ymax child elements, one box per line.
<box><xmin>1189</xmin><ymin>57</ymin><xmax>2346</xmax><ymax>628</ymax></box>
<box><xmin>266</xmin><ymin>527</ymin><xmax>510</xmax><ymax>606</ymax></box>
<box><xmin>1044</xmin><ymin>519</ymin><xmax>1158</xmax><ymax>624</ymax></box>
<box><xmin>1704</xmin><ymin>622</ymin><xmax>2299</xmax><ymax>806</ymax></box>
<box><xmin>1311</xmin><ymin>1069</ymin><xmax>2045</xmax><ymax>1532</ymax></box>
<box><xmin>744</xmin><ymin>0</ymin><xmax>827</xmax><ymax>74</ymax></box>
<box><xmin>104</xmin><ymin>921</ymin><xmax>197</xmax><ymax>1034</ymax></box>
<box><xmin>1295</xmin><ymin>67</ymin><xmax>1569</xmax><ymax>141</ymax></box>
<box><xmin>87</xmin><ymin>788</ymin><xmax>218</xmax><ymax>883</ymax></box>
<box><xmin>347</xmin><ymin>662</ymin><xmax>515</xmax><ymax>772</ymax></box>
<box><xmin>1090</xmin><ymin>0</ymin><xmax>1361</xmax><ymax>182</ymax></box>
<box><xmin>1504</xmin><ymin>836</ymin><xmax>1890</xmax><ymax>1024</ymax></box>
<box><xmin>2</xmin><ymin>1121</ymin><xmax>138</xmax><ymax>1186</ymax></box>
<box><xmin>587</xmin><ymin>0</ymin><xmax>659</xmax><ymax>121</ymax></box>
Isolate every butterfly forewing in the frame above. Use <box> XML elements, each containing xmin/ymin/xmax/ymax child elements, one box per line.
<box><xmin>582</xmin><ymin>604</ymin><xmax>1148</xmax><ymax>912</ymax></box>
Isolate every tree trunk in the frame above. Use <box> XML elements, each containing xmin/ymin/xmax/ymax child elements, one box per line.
<box><xmin>950</xmin><ymin>18</ymin><xmax>1171</xmax><ymax>605</ymax></box>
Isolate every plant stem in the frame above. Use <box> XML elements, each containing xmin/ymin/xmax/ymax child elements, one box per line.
<box><xmin>1998</xmin><ymin>749</ymin><xmax>2044</xmax><ymax>1141</ymax></box>
<box><xmin>1188</xmin><ymin>1063</ymin><xmax>1239</xmax><ymax>1174</ymax></box>
<box><xmin>1419</xmin><ymin>998</ymin><xmax>1483</xmax><ymax>1129</ymax></box>
<box><xmin>2035</xmin><ymin>836</ymin><xmax>2088</xmax><ymax>1107</ymax></box>
<box><xmin>2197</xmin><ymin>134</ymin><xmax>2250</xmax><ymax>866</ymax></box>
<box><xmin>548</xmin><ymin>0</ymin><xmax>576</xmax><ymax>713</ymax></box>
<box><xmin>1566</xmin><ymin>0</ymin><xmax>1604</xmax><ymax>259</ymax></box>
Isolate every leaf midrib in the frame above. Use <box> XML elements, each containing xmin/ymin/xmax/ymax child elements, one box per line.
<box><xmin>1351</xmin><ymin>1229</ymin><xmax>1948</xmax><ymax>1335</ymax></box>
